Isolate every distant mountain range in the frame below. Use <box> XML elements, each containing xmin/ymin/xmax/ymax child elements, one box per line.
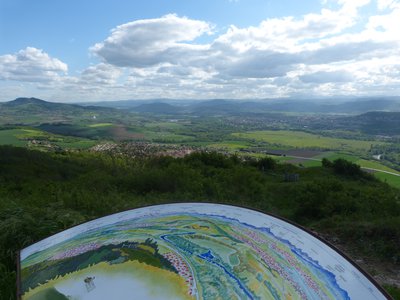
<box><xmin>81</xmin><ymin>97</ymin><xmax>400</xmax><ymax>115</ymax></box>
<box><xmin>1</xmin><ymin>97</ymin><xmax>400</xmax><ymax>136</ymax></box>
<box><xmin>133</xmin><ymin>102</ymin><xmax>185</xmax><ymax>114</ymax></box>
<box><xmin>1</xmin><ymin>97</ymin><xmax>114</xmax><ymax>112</ymax></box>
<box><xmin>1</xmin><ymin>97</ymin><xmax>113</xmax><ymax>111</ymax></box>
<box><xmin>4</xmin><ymin>96</ymin><xmax>400</xmax><ymax>115</ymax></box>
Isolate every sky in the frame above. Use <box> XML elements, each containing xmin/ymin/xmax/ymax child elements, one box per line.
<box><xmin>0</xmin><ymin>0</ymin><xmax>399</xmax><ymax>102</ymax></box>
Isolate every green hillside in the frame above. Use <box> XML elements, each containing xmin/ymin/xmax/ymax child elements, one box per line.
<box><xmin>0</xmin><ymin>97</ymin><xmax>125</xmax><ymax>125</ymax></box>
<box><xmin>0</xmin><ymin>146</ymin><xmax>399</xmax><ymax>299</ymax></box>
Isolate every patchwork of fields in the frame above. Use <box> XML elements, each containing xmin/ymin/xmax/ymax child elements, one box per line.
<box><xmin>0</xmin><ymin>128</ymin><xmax>97</xmax><ymax>149</ymax></box>
<box><xmin>1</xmin><ymin>98</ymin><xmax>400</xmax><ymax>299</ymax></box>
<box><xmin>232</xmin><ymin>130</ymin><xmax>386</xmax><ymax>151</ymax></box>
<box><xmin>1</xmin><ymin>125</ymin><xmax>399</xmax><ymax>188</ymax></box>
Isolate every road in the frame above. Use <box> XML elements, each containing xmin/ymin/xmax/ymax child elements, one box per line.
<box><xmin>284</xmin><ymin>155</ymin><xmax>400</xmax><ymax>177</ymax></box>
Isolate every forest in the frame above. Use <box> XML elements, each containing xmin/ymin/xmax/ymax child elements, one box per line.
<box><xmin>0</xmin><ymin>146</ymin><xmax>399</xmax><ymax>299</ymax></box>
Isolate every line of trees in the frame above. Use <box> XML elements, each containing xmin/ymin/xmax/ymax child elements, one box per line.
<box><xmin>0</xmin><ymin>146</ymin><xmax>399</xmax><ymax>299</ymax></box>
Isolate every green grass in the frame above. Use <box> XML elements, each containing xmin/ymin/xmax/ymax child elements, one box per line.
<box><xmin>55</xmin><ymin>139</ymin><xmax>97</xmax><ymax>149</ymax></box>
<box><xmin>0</xmin><ymin>128</ymin><xmax>50</xmax><ymax>146</ymax></box>
<box><xmin>320</xmin><ymin>155</ymin><xmax>400</xmax><ymax>188</ymax></box>
<box><xmin>272</xmin><ymin>155</ymin><xmax>294</xmax><ymax>162</ymax></box>
<box><xmin>383</xmin><ymin>285</ymin><xmax>400</xmax><ymax>300</ymax></box>
<box><xmin>88</xmin><ymin>123</ymin><xmax>113</xmax><ymax>128</ymax></box>
<box><xmin>280</xmin><ymin>150</ymin><xmax>400</xmax><ymax>188</ymax></box>
<box><xmin>207</xmin><ymin>141</ymin><xmax>250</xmax><ymax>150</ymax></box>
<box><xmin>233</xmin><ymin>130</ymin><xmax>386</xmax><ymax>151</ymax></box>
<box><xmin>314</xmin><ymin>152</ymin><xmax>400</xmax><ymax>174</ymax></box>
<box><xmin>0</xmin><ymin>147</ymin><xmax>399</xmax><ymax>299</ymax></box>
<box><xmin>374</xmin><ymin>172</ymin><xmax>400</xmax><ymax>189</ymax></box>
<box><xmin>16</xmin><ymin>128</ymin><xmax>48</xmax><ymax>139</ymax></box>
<box><xmin>316</xmin><ymin>152</ymin><xmax>359</xmax><ymax>162</ymax></box>
<box><xmin>298</xmin><ymin>160</ymin><xmax>321</xmax><ymax>167</ymax></box>
<box><xmin>139</xmin><ymin>121</ymin><xmax>193</xmax><ymax>142</ymax></box>
<box><xmin>0</xmin><ymin>129</ymin><xmax>27</xmax><ymax>146</ymax></box>
<box><xmin>356</xmin><ymin>159</ymin><xmax>400</xmax><ymax>174</ymax></box>
<box><xmin>0</xmin><ymin>127</ymin><xmax>98</xmax><ymax>150</ymax></box>
<box><xmin>144</xmin><ymin>122</ymin><xmax>184</xmax><ymax>130</ymax></box>
<box><xmin>144</xmin><ymin>131</ymin><xmax>195</xmax><ymax>142</ymax></box>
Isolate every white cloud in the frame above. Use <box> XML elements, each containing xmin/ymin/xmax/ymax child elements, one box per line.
<box><xmin>214</xmin><ymin>8</ymin><xmax>356</xmax><ymax>54</ymax></box>
<box><xmin>91</xmin><ymin>14</ymin><xmax>213</xmax><ymax>68</ymax></box>
<box><xmin>377</xmin><ymin>0</ymin><xmax>398</xmax><ymax>10</ymax></box>
<box><xmin>2</xmin><ymin>3</ymin><xmax>400</xmax><ymax>101</ymax></box>
<box><xmin>367</xmin><ymin>3</ymin><xmax>400</xmax><ymax>38</ymax></box>
<box><xmin>80</xmin><ymin>63</ymin><xmax>122</xmax><ymax>85</ymax></box>
<box><xmin>336</xmin><ymin>0</ymin><xmax>371</xmax><ymax>10</ymax></box>
<box><xmin>299</xmin><ymin>70</ymin><xmax>354</xmax><ymax>83</ymax></box>
<box><xmin>0</xmin><ymin>47</ymin><xmax>67</xmax><ymax>82</ymax></box>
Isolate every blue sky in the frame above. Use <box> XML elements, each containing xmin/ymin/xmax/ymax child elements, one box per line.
<box><xmin>0</xmin><ymin>0</ymin><xmax>399</xmax><ymax>101</ymax></box>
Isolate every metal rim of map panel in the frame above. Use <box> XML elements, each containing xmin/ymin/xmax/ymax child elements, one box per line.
<box><xmin>17</xmin><ymin>202</ymin><xmax>393</xmax><ymax>300</ymax></box>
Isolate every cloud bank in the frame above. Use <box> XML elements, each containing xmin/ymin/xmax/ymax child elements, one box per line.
<box><xmin>0</xmin><ymin>47</ymin><xmax>67</xmax><ymax>82</ymax></box>
<box><xmin>1</xmin><ymin>1</ymin><xmax>400</xmax><ymax>101</ymax></box>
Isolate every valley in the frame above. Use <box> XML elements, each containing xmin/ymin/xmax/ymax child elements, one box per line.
<box><xmin>1</xmin><ymin>97</ymin><xmax>399</xmax><ymax>188</ymax></box>
<box><xmin>1</xmin><ymin>97</ymin><xmax>400</xmax><ymax>299</ymax></box>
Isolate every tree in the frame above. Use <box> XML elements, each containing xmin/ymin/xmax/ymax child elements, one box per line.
<box><xmin>321</xmin><ymin>158</ymin><xmax>333</xmax><ymax>168</ymax></box>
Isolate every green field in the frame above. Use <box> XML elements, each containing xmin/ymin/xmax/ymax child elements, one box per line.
<box><xmin>374</xmin><ymin>172</ymin><xmax>400</xmax><ymax>189</ymax></box>
<box><xmin>0</xmin><ymin>128</ymin><xmax>53</xmax><ymax>147</ymax></box>
<box><xmin>297</xmin><ymin>159</ymin><xmax>321</xmax><ymax>167</ymax></box>
<box><xmin>315</xmin><ymin>153</ymin><xmax>400</xmax><ymax>174</ymax></box>
<box><xmin>88</xmin><ymin>123</ymin><xmax>113</xmax><ymax>128</ymax></box>
<box><xmin>0</xmin><ymin>129</ymin><xmax>28</xmax><ymax>146</ymax></box>
<box><xmin>55</xmin><ymin>139</ymin><xmax>97</xmax><ymax>149</ymax></box>
<box><xmin>356</xmin><ymin>159</ymin><xmax>400</xmax><ymax>174</ymax></box>
<box><xmin>207</xmin><ymin>141</ymin><xmax>250</xmax><ymax>150</ymax></box>
<box><xmin>144</xmin><ymin>131</ymin><xmax>195</xmax><ymax>142</ymax></box>
<box><xmin>316</xmin><ymin>152</ymin><xmax>359</xmax><ymax>162</ymax></box>
<box><xmin>232</xmin><ymin>130</ymin><xmax>386</xmax><ymax>151</ymax></box>
<box><xmin>271</xmin><ymin>155</ymin><xmax>296</xmax><ymax>163</ymax></box>
<box><xmin>271</xmin><ymin>150</ymin><xmax>400</xmax><ymax>188</ymax></box>
<box><xmin>0</xmin><ymin>127</ymin><xmax>97</xmax><ymax>150</ymax></box>
<box><xmin>144</xmin><ymin>121</ymin><xmax>185</xmax><ymax>130</ymax></box>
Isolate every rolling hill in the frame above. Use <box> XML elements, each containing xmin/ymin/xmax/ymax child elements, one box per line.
<box><xmin>324</xmin><ymin>111</ymin><xmax>400</xmax><ymax>136</ymax></box>
<box><xmin>0</xmin><ymin>97</ymin><xmax>122</xmax><ymax>125</ymax></box>
<box><xmin>82</xmin><ymin>97</ymin><xmax>400</xmax><ymax>115</ymax></box>
<box><xmin>132</xmin><ymin>102</ymin><xmax>184</xmax><ymax>114</ymax></box>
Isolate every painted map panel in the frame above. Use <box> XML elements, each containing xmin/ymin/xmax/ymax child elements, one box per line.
<box><xmin>19</xmin><ymin>203</ymin><xmax>388</xmax><ymax>299</ymax></box>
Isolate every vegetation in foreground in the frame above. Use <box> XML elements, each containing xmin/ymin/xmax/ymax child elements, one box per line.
<box><xmin>0</xmin><ymin>146</ymin><xmax>399</xmax><ymax>299</ymax></box>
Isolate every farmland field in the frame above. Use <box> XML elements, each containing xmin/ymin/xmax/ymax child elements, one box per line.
<box><xmin>316</xmin><ymin>152</ymin><xmax>359</xmax><ymax>162</ymax></box>
<box><xmin>289</xmin><ymin>158</ymin><xmax>321</xmax><ymax>167</ymax></box>
<box><xmin>0</xmin><ymin>127</ymin><xmax>97</xmax><ymax>149</ymax></box>
<box><xmin>0</xmin><ymin>129</ymin><xmax>28</xmax><ymax>146</ymax></box>
<box><xmin>2</xmin><ymin>97</ymin><xmax>400</xmax><ymax>299</ymax></box>
<box><xmin>374</xmin><ymin>172</ymin><xmax>400</xmax><ymax>189</ymax></box>
<box><xmin>88</xmin><ymin>123</ymin><xmax>113</xmax><ymax>128</ymax></box>
<box><xmin>356</xmin><ymin>159</ymin><xmax>400</xmax><ymax>174</ymax></box>
<box><xmin>144</xmin><ymin>131</ymin><xmax>195</xmax><ymax>143</ymax></box>
<box><xmin>206</xmin><ymin>141</ymin><xmax>250</xmax><ymax>150</ymax></box>
<box><xmin>312</xmin><ymin>152</ymin><xmax>400</xmax><ymax>174</ymax></box>
<box><xmin>285</xmin><ymin>155</ymin><xmax>400</xmax><ymax>177</ymax></box>
<box><xmin>143</xmin><ymin>121</ymin><xmax>185</xmax><ymax>130</ymax></box>
<box><xmin>232</xmin><ymin>130</ymin><xmax>386</xmax><ymax>151</ymax></box>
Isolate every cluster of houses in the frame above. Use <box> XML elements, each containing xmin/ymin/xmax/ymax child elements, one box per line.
<box><xmin>90</xmin><ymin>142</ymin><xmax>195</xmax><ymax>159</ymax></box>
